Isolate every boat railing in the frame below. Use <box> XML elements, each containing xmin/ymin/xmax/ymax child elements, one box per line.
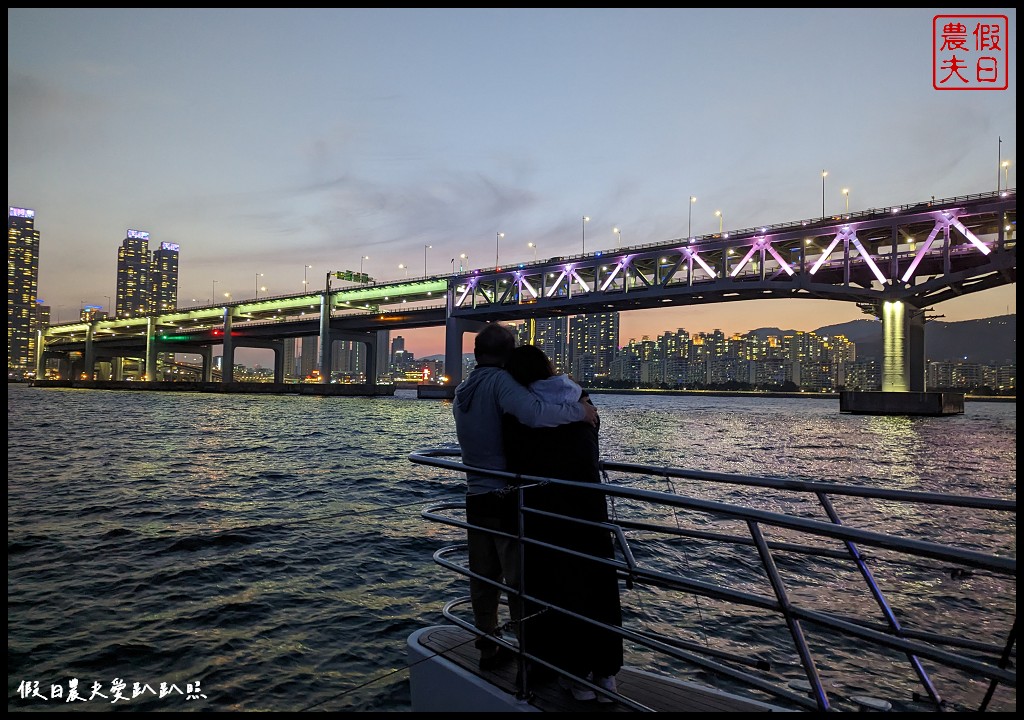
<box><xmin>409</xmin><ymin>446</ymin><xmax>1016</xmax><ymax>712</ymax></box>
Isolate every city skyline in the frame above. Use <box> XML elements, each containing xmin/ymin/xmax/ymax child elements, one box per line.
<box><xmin>8</xmin><ymin>9</ymin><xmax>1016</xmax><ymax>361</ymax></box>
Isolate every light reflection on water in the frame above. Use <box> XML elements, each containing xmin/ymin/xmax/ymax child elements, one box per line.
<box><xmin>7</xmin><ymin>385</ymin><xmax>1015</xmax><ymax>711</ymax></box>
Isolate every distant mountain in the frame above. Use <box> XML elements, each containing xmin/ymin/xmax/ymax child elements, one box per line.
<box><xmin>421</xmin><ymin>315</ymin><xmax>1016</xmax><ymax>367</ymax></box>
<box><xmin>813</xmin><ymin>315</ymin><xmax>1016</xmax><ymax>365</ymax></box>
<box><xmin>755</xmin><ymin>320</ymin><xmax>884</xmax><ymax>346</ymax></box>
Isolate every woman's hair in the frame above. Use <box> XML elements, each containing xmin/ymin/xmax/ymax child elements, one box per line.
<box><xmin>506</xmin><ymin>344</ymin><xmax>555</xmax><ymax>386</ymax></box>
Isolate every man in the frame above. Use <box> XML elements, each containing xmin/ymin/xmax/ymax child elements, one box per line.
<box><xmin>452</xmin><ymin>322</ymin><xmax>597</xmax><ymax>670</ymax></box>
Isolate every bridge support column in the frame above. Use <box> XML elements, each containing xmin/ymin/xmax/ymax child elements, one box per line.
<box><xmin>200</xmin><ymin>347</ymin><xmax>213</xmax><ymax>382</ymax></box>
<box><xmin>93</xmin><ymin>356</ymin><xmax>112</xmax><ymax>380</ymax></box>
<box><xmin>272</xmin><ymin>340</ymin><xmax>285</xmax><ymax>384</ymax></box>
<box><xmin>112</xmin><ymin>356</ymin><xmax>124</xmax><ymax>381</ymax></box>
<box><xmin>363</xmin><ymin>335</ymin><xmax>377</xmax><ymax>386</ymax></box>
<box><xmin>363</xmin><ymin>329</ymin><xmax>389</xmax><ymax>386</ymax></box>
<box><xmin>444</xmin><ymin>317</ymin><xmax>489</xmax><ymax>386</ymax></box>
<box><xmin>83</xmin><ymin>323</ymin><xmax>97</xmax><ymax>380</ymax></box>
<box><xmin>907</xmin><ymin>307</ymin><xmax>927</xmax><ymax>392</ymax></box>
<box><xmin>881</xmin><ymin>301</ymin><xmax>906</xmax><ymax>392</ymax></box>
<box><xmin>144</xmin><ymin>318</ymin><xmax>158</xmax><ymax>381</ymax></box>
<box><xmin>222</xmin><ymin>309</ymin><xmax>236</xmax><ymax>383</ymax></box>
<box><xmin>880</xmin><ymin>300</ymin><xmax>927</xmax><ymax>392</ymax></box>
<box><xmin>319</xmin><ymin>290</ymin><xmax>332</xmax><ymax>384</ymax></box>
<box><xmin>328</xmin><ymin>332</ymin><xmax>378</xmax><ymax>384</ymax></box>
<box><xmin>34</xmin><ymin>329</ymin><xmax>45</xmax><ymax>379</ymax></box>
<box><xmin>225</xmin><ymin>339</ymin><xmax>284</xmax><ymax>382</ymax></box>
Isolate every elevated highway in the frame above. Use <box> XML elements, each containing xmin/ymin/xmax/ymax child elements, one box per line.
<box><xmin>38</xmin><ymin>189</ymin><xmax>1015</xmax><ymax>389</ymax></box>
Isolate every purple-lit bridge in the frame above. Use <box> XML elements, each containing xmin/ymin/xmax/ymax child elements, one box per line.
<box><xmin>40</xmin><ymin>190</ymin><xmax>1015</xmax><ymax>391</ymax></box>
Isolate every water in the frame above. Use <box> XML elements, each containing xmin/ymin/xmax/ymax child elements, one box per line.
<box><xmin>7</xmin><ymin>384</ymin><xmax>1016</xmax><ymax>712</ymax></box>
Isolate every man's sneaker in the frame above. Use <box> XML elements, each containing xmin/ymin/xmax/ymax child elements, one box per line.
<box><xmin>558</xmin><ymin>675</ymin><xmax>597</xmax><ymax>701</ymax></box>
<box><xmin>594</xmin><ymin>675</ymin><xmax>618</xmax><ymax>704</ymax></box>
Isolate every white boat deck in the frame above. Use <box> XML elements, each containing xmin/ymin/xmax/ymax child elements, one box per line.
<box><xmin>409</xmin><ymin>625</ymin><xmax>788</xmax><ymax>712</ymax></box>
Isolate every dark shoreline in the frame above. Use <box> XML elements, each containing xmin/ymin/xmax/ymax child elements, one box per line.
<box><xmin>583</xmin><ymin>387</ymin><xmax>1016</xmax><ymax>403</ymax></box>
<box><xmin>9</xmin><ymin>379</ymin><xmax>1015</xmax><ymax>403</ymax></box>
<box><xmin>18</xmin><ymin>379</ymin><xmax>395</xmax><ymax>396</ymax></box>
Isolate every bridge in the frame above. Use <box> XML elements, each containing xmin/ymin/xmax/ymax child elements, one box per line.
<box><xmin>38</xmin><ymin>189</ymin><xmax>1015</xmax><ymax>392</ymax></box>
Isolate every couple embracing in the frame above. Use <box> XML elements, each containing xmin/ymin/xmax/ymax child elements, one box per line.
<box><xmin>452</xmin><ymin>322</ymin><xmax>622</xmax><ymax>703</ymax></box>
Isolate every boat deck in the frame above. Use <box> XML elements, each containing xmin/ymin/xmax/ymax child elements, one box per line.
<box><xmin>414</xmin><ymin>625</ymin><xmax>787</xmax><ymax>712</ymax></box>
<box><xmin>408</xmin><ymin>448</ymin><xmax>1016</xmax><ymax>714</ymax></box>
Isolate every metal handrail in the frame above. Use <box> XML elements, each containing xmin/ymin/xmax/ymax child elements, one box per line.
<box><xmin>410</xmin><ymin>446</ymin><xmax>1016</xmax><ymax>712</ymax></box>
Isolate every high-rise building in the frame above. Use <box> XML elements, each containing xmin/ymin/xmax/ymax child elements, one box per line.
<box><xmin>300</xmin><ymin>336</ymin><xmax>318</xmax><ymax>380</ymax></box>
<box><xmin>115</xmin><ymin>229</ymin><xmax>151</xmax><ymax>318</ymax></box>
<box><xmin>526</xmin><ymin>317</ymin><xmax>569</xmax><ymax>374</ymax></box>
<box><xmin>569</xmin><ymin>312</ymin><xmax>619</xmax><ymax>384</ymax></box>
<box><xmin>283</xmin><ymin>338</ymin><xmax>297</xmax><ymax>380</ymax></box>
<box><xmin>150</xmin><ymin>241</ymin><xmax>180</xmax><ymax>312</ymax></box>
<box><xmin>114</xmin><ymin>230</ymin><xmax>180</xmax><ymax>318</ymax></box>
<box><xmin>8</xmin><ymin>206</ymin><xmax>41</xmax><ymax>378</ymax></box>
<box><xmin>390</xmin><ymin>335</ymin><xmax>407</xmax><ymax>378</ymax></box>
<box><xmin>332</xmin><ymin>339</ymin><xmax>362</xmax><ymax>380</ymax></box>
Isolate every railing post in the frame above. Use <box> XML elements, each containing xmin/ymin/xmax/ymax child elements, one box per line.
<box><xmin>747</xmin><ymin>520</ymin><xmax>830</xmax><ymax>711</ymax></box>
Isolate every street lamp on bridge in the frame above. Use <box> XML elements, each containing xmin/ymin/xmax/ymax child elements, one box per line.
<box><xmin>613</xmin><ymin>227</ymin><xmax>621</xmax><ymax>248</ymax></box>
<box><xmin>715</xmin><ymin>210</ymin><xmax>723</xmax><ymax>234</ymax></box>
<box><xmin>303</xmin><ymin>265</ymin><xmax>312</xmax><ymax>292</ymax></box>
<box><xmin>688</xmin><ymin>196</ymin><xmax>696</xmax><ymax>238</ymax></box>
<box><xmin>582</xmin><ymin>216</ymin><xmax>589</xmax><ymax>254</ymax></box>
<box><xmin>1002</xmin><ymin>161</ymin><xmax>1011</xmax><ymax>192</ymax></box>
<box><xmin>842</xmin><ymin>188</ymin><xmax>850</xmax><ymax>213</ymax></box>
<box><xmin>255</xmin><ymin>272</ymin><xmax>264</xmax><ymax>299</ymax></box>
<box><xmin>459</xmin><ymin>253</ymin><xmax>468</xmax><ymax>272</ymax></box>
<box><xmin>399</xmin><ymin>263</ymin><xmax>408</xmax><ymax>278</ymax></box>
<box><xmin>821</xmin><ymin>170</ymin><xmax>828</xmax><ymax>217</ymax></box>
<box><xmin>359</xmin><ymin>255</ymin><xmax>369</xmax><ymax>280</ymax></box>
<box><xmin>424</xmin><ymin>245</ymin><xmax>432</xmax><ymax>276</ymax></box>
<box><xmin>495</xmin><ymin>232</ymin><xmax>504</xmax><ymax>269</ymax></box>
<box><xmin>528</xmin><ymin>242</ymin><xmax>537</xmax><ymax>261</ymax></box>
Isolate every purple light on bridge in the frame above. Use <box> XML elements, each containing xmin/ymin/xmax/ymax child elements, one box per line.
<box><xmin>515</xmin><ymin>272</ymin><xmax>539</xmax><ymax>299</ymax></box>
<box><xmin>766</xmin><ymin>244</ymin><xmax>795</xmax><ymax>275</ymax></box>
<box><xmin>599</xmin><ymin>268</ymin><xmax>620</xmax><ymax>291</ymax></box>
<box><xmin>730</xmin><ymin>241</ymin><xmax>761</xmax><ymax>277</ymax></box>
<box><xmin>545</xmin><ymin>269</ymin><xmax>569</xmax><ymax>298</ymax></box>
<box><xmin>810</xmin><ymin>236</ymin><xmax>843</xmax><ymax>275</ymax></box>
<box><xmin>682</xmin><ymin>248</ymin><xmax>717</xmax><ymax>278</ymax></box>
<box><xmin>599</xmin><ymin>259</ymin><xmax>628</xmax><ymax>291</ymax></box>
<box><xmin>850</xmin><ymin>236</ymin><xmax>887</xmax><ymax>285</ymax></box>
<box><xmin>570</xmin><ymin>268</ymin><xmax>591</xmax><ymax>292</ymax></box>
<box><xmin>901</xmin><ymin>225</ymin><xmax>942</xmax><ymax>283</ymax></box>
<box><xmin>950</xmin><ymin>218</ymin><xmax>991</xmax><ymax>255</ymax></box>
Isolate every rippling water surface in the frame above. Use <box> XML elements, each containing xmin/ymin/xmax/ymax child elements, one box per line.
<box><xmin>7</xmin><ymin>385</ymin><xmax>1016</xmax><ymax>712</ymax></box>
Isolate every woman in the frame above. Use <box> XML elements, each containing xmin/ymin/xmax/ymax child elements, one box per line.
<box><xmin>502</xmin><ymin>344</ymin><xmax>622</xmax><ymax>703</ymax></box>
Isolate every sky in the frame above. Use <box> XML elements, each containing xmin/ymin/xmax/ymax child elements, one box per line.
<box><xmin>8</xmin><ymin>8</ymin><xmax>1017</xmax><ymax>362</ymax></box>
